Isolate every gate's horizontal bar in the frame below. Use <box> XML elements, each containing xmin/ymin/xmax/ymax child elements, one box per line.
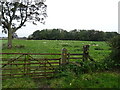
<box><xmin>0</xmin><ymin>66</ymin><xmax>58</xmax><ymax>70</ymax></box>
<box><xmin>1</xmin><ymin>75</ymin><xmax>52</xmax><ymax>79</ymax></box>
<box><xmin>32</xmin><ymin>76</ymin><xmax>51</xmax><ymax>79</ymax></box>
<box><xmin>1</xmin><ymin>71</ymin><xmax>55</xmax><ymax>76</ymax></box>
<box><xmin>1</xmin><ymin>62</ymin><xmax>59</xmax><ymax>65</ymax></box>
<box><xmin>1</xmin><ymin>76</ymin><xmax>51</xmax><ymax>79</ymax></box>
<box><xmin>67</xmin><ymin>57</ymin><xmax>83</xmax><ymax>59</ymax></box>
<box><xmin>0</xmin><ymin>53</ymin><xmax>83</xmax><ymax>55</ymax></box>
<box><xmin>0</xmin><ymin>53</ymin><xmax>61</xmax><ymax>55</ymax></box>
<box><xmin>1</xmin><ymin>58</ymin><xmax>61</xmax><ymax>61</ymax></box>
<box><xmin>69</xmin><ymin>53</ymin><xmax>83</xmax><ymax>55</ymax></box>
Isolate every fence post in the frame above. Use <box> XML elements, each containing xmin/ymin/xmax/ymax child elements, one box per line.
<box><xmin>83</xmin><ymin>45</ymin><xmax>90</xmax><ymax>61</ymax></box>
<box><xmin>61</xmin><ymin>48</ymin><xmax>67</xmax><ymax>64</ymax></box>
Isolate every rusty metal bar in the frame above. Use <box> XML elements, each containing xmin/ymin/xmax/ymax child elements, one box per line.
<box><xmin>68</xmin><ymin>53</ymin><xmax>83</xmax><ymax>55</ymax></box>
<box><xmin>1</xmin><ymin>62</ymin><xmax>59</xmax><ymax>65</ymax></box>
<box><xmin>0</xmin><ymin>53</ymin><xmax>61</xmax><ymax>55</ymax></box>
<box><xmin>1</xmin><ymin>71</ymin><xmax>55</xmax><ymax>76</ymax></box>
<box><xmin>1</xmin><ymin>76</ymin><xmax>51</xmax><ymax>79</ymax></box>
<box><xmin>0</xmin><ymin>65</ymin><xmax>58</xmax><ymax>70</ymax></box>
<box><xmin>1</xmin><ymin>53</ymin><xmax>83</xmax><ymax>55</ymax></box>
<box><xmin>32</xmin><ymin>76</ymin><xmax>51</xmax><ymax>78</ymax></box>
<box><xmin>67</xmin><ymin>57</ymin><xmax>83</xmax><ymax>59</ymax></box>
<box><xmin>2</xmin><ymin>54</ymin><xmax>24</xmax><ymax>68</ymax></box>
<box><xmin>1</xmin><ymin>58</ymin><xmax>61</xmax><ymax>61</ymax></box>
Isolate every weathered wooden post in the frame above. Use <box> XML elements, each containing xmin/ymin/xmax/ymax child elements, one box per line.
<box><xmin>83</xmin><ymin>45</ymin><xmax>90</xmax><ymax>61</ymax></box>
<box><xmin>61</xmin><ymin>48</ymin><xmax>68</xmax><ymax>64</ymax></box>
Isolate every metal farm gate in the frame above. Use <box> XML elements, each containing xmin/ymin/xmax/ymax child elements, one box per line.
<box><xmin>0</xmin><ymin>46</ymin><xmax>92</xmax><ymax>79</ymax></box>
<box><xmin>1</xmin><ymin>53</ymin><xmax>61</xmax><ymax>79</ymax></box>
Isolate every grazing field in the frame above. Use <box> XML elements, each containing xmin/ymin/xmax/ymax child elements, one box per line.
<box><xmin>1</xmin><ymin>39</ymin><xmax>120</xmax><ymax>88</ymax></box>
<box><xmin>2</xmin><ymin>39</ymin><xmax>111</xmax><ymax>61</ymax></box>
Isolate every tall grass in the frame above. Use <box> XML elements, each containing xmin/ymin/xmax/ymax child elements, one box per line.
<box><xmin>49</xmin><ymin>72</ymin><xmax>120</xmax><ymax>88</ymax></box>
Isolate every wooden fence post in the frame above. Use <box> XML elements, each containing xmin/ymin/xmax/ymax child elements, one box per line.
<box><xmin>61</xmin><ymin>48</ymin><xmax>67</xmax><ymax>64</ymax></box>
<box><xmin>83</xmin><ymin>45</ymin><xmax>90</xmax><ymax>61</ymax></box>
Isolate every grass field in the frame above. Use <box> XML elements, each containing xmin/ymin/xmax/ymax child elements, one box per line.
<box><xmin>2</xmin><ymin>39</ymin><xmax>111</xmax><ymax>61</ymax></box>
<box><xmin>1</xmin><ymin>39</ymin><xmax>120</xmax><ymax>88</ymax></box>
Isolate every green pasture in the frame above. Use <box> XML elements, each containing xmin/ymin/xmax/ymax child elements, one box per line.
<box><xmin>2</xmin><ymin>39</ymin><xmax>111</xmax><ymax>61</ymax></box>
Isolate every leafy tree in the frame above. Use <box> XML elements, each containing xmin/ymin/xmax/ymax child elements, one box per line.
<box><xmin>105</xmin><ymin>32</ymin><xmax>118</xmax><ymax>40</ymax></box>
<box><xmin>29</xmin><ymin>29</ymin><xmax>119</xmax><ymax>41</ymax></box>
<box><xmin>60</xmin><ymin>29</ymin><xmax>68</xmax><ymax>40</ymax></box>
<box><xmin>0</xmin><ymin>0</ymin><xmax>47</xmax><ymax>48</ymax></box>
<box><xmin>108</xmin><ymin>35</ymin><xmax>120</xmax><ymax>67</ymax></box>
<box><xmin>32</xmin><ymin>30</ymin><xmax>40</xmax><ymax>40</ymax></box>
<box><xmin>78</xmin><ymin>30</ymin><xmax>89</xmax><ymax>41</ymax></box>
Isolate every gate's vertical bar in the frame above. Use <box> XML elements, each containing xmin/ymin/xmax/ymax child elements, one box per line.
<box><xmin>45</xmin><ymin>59</ymin><xmax>47</xmax><ymax>78</ymax></box>
<box><xmin>10</xmin><ymin>54</ymin><xmax>12</xmax><ymax>78</ymax></box>
<box><xmin>24</xmin><ymin>54</ymin><xmax>26</xmax><ymax>76</ymax></box>
<box><xmin>10</xmin><ymin>59</ymin><xmax>12</xmax><ymax>78</ymax></box>
<box><xmin>27</xmin><ymin>54</ymin><xmax>30</xmax><ymax>76</ymax></box>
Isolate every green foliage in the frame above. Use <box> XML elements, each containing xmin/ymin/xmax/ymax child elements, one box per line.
<box><xmin>50</xmin><ymin>72</ymin><xmax>119</xmax><ymax>88</ymax></box>
<box><xmin>54</xmin><ymin>60</ymin><xmax>107</xmax><ymax>77</ymax></box>
<box><xmin>107</xmin><ymin>35</ymin><xmax>120</xmax><ymax>67</ymax></box>
<box><xmin>29</xmin><ymin>29</ymin><xmax>119</xmax><ymax>41</ymax></box>
<box><xmin>108</xmin><ymin>35</ymin><xmax>120</xmax><ymax>49</ymax></box>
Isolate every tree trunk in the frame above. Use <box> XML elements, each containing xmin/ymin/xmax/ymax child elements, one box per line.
<box><xmin>8</xmin><ymin>29</ymin><xmax>12</xmax><ymax>49</ymax></box>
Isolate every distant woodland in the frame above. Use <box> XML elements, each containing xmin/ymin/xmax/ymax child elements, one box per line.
<box><xmin>28</xmin><ymin>29</ymin><xmax>119</xmax><ymax>41</ymax></box>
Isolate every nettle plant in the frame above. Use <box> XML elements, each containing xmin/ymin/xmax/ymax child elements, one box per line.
<box><xmin>0</xmin><ymin>0</ymin><xmax>47</xmax><ymax>49</ymax></box>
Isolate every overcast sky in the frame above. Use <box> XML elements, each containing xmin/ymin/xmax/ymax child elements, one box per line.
<box><xmin>0</xmin><ymin>0</ymin><xmax>119</xmax><ymax>37</ymax></box>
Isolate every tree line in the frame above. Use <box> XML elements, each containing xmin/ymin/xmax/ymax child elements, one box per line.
<box><xmin>28</xmin><ymin>29</ymin><xmax>119</xmax><ymax>41</ymax></box>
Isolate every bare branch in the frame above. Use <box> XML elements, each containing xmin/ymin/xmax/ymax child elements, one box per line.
<box><xmin>14</xmin><ymin>3</ymin><xmax>28</xmax><ymax>32</ymax></box>
<box><xmin>1</xmin><ymin>3</ymin><xmax>8</xmax><ymax>24</ymax></box>
<box><xmin>6</xmin><ymin>2</ymin><xmax>12</xmax><ymax>23</ymax></box>
<box><xmin>10</xmin><ymin>3</ymin><xmax>18</xmax><ymax>24</ymax></box>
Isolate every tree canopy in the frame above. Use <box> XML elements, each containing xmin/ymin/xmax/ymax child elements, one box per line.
<box><xmin>0</xmin><ymin>0</ymin><xmax>47</xmax><ymax>48</ymax></box>
<box><xmin>28</xmin><ymin>29</ymin><xmax>119</xmax><ymax>41</ymax></box>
